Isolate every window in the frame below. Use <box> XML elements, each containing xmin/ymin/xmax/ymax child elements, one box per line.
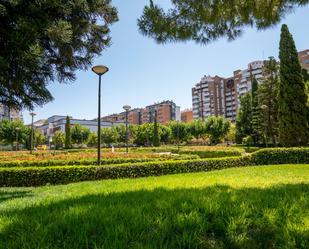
<box><xmin>304</xmin><ymin>59</ymin><xmax>309</xmax><ymax>64</ymax></box>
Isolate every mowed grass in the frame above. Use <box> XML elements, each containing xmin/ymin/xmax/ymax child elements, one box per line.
<box><xmin>0</xmin><ymin>165</ymin><xmax>309</xmax><ymax>249</ymax></box>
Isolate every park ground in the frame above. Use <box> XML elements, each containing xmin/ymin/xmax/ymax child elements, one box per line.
<box><xmin>0</xmin><ymin>164</ymin><xmax>309</xmax><ymax>249</ymax></box>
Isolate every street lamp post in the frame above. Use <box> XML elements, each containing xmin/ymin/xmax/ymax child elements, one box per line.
<box><xmin>123</xmin><ymin>105</ymin><xmax>131</xmax><ymax>153</ymax></box>
<box><xmin>29</xmin><ymin>112</ymin><xmax>36</xmax><ymax>154</ymax></box>
<box><xmin>92</xmin><ymin>65</ymin><xmax>109</xmax><ymax>166</ymax></box>
<box><xmin>15</xmin><ymin>127</ymin><xmax>20</xmax><ymax>151</ymax></box>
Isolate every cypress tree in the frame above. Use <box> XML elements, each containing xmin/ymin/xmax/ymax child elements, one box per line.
<box><xmin>278</xmin><ymin>24</ymin><xmax>308</xmax><ymax>146</ymax></box>
<box><xmin>153</xmin><ymin>110</ymin><xmax>160</xmax><ymax>147</ymax></box>
<box><xmin>251</xmin><ymin>77</ymin><xmax>261</xmax><ymax>145</ymax></box>
<box><xmin>65</xmin><ymin>116</ymin><xmax>72</xmax><ymax>149</ymax></box>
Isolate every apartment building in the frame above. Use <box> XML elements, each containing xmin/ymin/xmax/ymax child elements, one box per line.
<box><xmin>0</xmin><ymin>104</ymin><xmax>22</xmax><ymax>121</ymax></box>
<box><xmin>102</xmin><ymin>108</ymin><xmax>143</xmax><ymax>125</ymax></box>
<box><xmin>299</xmin><ymin>49</ymin><xmax>309</xmax><ymax>71</ymax></box>
<box><xmin>102</xmin><ymin>101</ymin><xmax>180</xmax><ymax>125</ymax></box>
<box><xmin>181</xmin><ymin>109</ymin><xmax>193</xmax><ymax>123</ymax></box>
<box><xmin>192</xmin><ymin>75</ymin><xmax>226</xmax><ymax>120</ymax></box>
<box><xmin>192</xmin><ymin>50</ymin><xmax>308</xmax><ymax>122</ymax></box>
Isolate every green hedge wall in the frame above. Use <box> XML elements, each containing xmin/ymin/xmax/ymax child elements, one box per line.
<box><xmin>0</xmin><ymin>157</ymin><xmax>252</xmax><ymax>187</ymax></box>
<box><xmin>1</xmin><ymin>148</ymin><xmax>309</xmax><ymax>187</ymax></box>
<box><xmin>0</xmin><ymin>155</ymin><xmax>199</xmax><ymax>168</ymax></box>
<box><xmin>251</xmin><ymin>147</ymin><xmax>309</xmax><ymax>165</ymax></box>
<box><xmin>177</xmin><ymin>150</ymin><xmax>242</xmax><ymax>158</ymax></box>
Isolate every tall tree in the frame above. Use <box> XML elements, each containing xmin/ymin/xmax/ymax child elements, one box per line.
<box><xmin>258</xmin><ymin>57</ymin><xmax>279</xmax><ymax>146</ymax></box>
<box><xmin>236</xmin><ymin>93</ymin><xmax>252</xmax><ymax>144</ymax></box>
<box><xmin>204</xmin><ymin>116</ymin><xmax>231</xmax><ymax>145</ymax></box>
<box><xmin>278</xmin><ymin>24</ymin><xmax>308</xmax><ymax>146</ymax></box>
<box><xmin>189</xmin><ymin>119</ymin><xmax>205</xmax><ymax>142</ymax></box>
<box><xmin>0</xmin><ymin>119</ymin><xmax>29</xmax><ymax>149</ymax></box>
<box><xmin>71</xmin><ymin>124</ymin><xmax>91</xmax><ymax>145</ymax></box>
<box><xmin>53</xmin><ymin>131</ymin><xmax>65</xmax><ymax>149</ymax></box>
<box><xmin>138</xmin><ymin>1</ymin><xmax>308</xmax><ymax>45</ymax></box>
<box><xmin>153</xmin><ymin>110</ymin><xmax>160</xmax><ymax>147</ymax></box>
<box><xmin>251</xmin><ymin>77</ymin><xmax>261</xmax><ymax>145</ymax></box>
<box><xmin>0</xmin><ymin>1</ymin><xmax>118</xmax><ymax>109</ymax></box>
<box><xmin>65</xmin><ymin>116</ymin><xmax>71</xmax><ymax>149</ymax></box>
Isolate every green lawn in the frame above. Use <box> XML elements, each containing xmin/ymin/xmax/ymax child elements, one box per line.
<box><xmin>0</xmin><ymin>165</ymin><xmax>309</xmax><ymax>249</ymax></box>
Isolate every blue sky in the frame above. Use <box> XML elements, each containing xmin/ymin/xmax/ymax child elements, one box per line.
<box><xmin>23</xmin><ymin>1</ymin><xmax>309</xmax><ymax>123</ymax></box>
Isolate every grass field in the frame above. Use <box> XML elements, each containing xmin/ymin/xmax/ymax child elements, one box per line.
<box><xmin>0</xmin><ymin>164</ymin><xmax>308</xmax><ymax>248</ymax></box>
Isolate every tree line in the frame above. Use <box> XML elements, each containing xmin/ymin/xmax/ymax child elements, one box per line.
<box><xmin>0</xmin><ymin>116</ymin><xmax>232</xmax><ymax>150</ymax></box>
<box><xmin>236</xmin><ymin>24</ymin><xmax>309</xmax><ymax>147</ymax></box>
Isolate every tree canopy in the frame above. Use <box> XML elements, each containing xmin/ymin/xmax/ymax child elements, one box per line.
<box><xmin>0</xmin><ymin>0</ymin><xmax>118</xmax><ymax>109</ymax></box>
<box><xmin>278</xmin><ymin>24</ymin><xmax>308</xmax><ymax>146</ymax></box>
<box><xmin>138</xmin><ymin>0</ymin><xmax>308</xmax><ymax>45</ymax></box>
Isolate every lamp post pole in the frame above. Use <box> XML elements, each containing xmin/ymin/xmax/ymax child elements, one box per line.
<box><xmin>123</xmin><ymin>105</ymin><xmax>131</xmax><ymax>153</ymax></box>
<box><xmin>92</xmin><ymin>65</ymin><xmax>109</xmax><ymax>166</ymax></box>
<box><xmin>29</xmin><ymin>112</ymin><xmax>36</xmax><ymax>154</ymax></box>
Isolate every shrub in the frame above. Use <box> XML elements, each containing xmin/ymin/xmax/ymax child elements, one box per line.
<box><xmin>0</xmin><ymin>154</ymin><xmax>199</xmax><ymax>168</ymax></box>
<box><xmin>243</xmin><ymin>136</ymin><xmax>254</xmax><ymax>146</ymax></box>
<box><xmin>0</xmin><ymin>156</ymin><xmax>252</xmax><ymax>187</ymax></box>
<box><xmin>251</xmin><ymin>147</ymin><xmax>309</xmax><ymax>165</ymax></box>
<box><xmin>176</xmin><ymin>150</ymin><xmax>242</xmax><ymax>158</ymax></box>
<box><xmin>1</xmin><ymin>147</ymin><xmax>308</xmax><ymax>187</ymax></box>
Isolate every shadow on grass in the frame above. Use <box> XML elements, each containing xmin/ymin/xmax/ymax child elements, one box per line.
<box><xmin>0</xmin><ymin>184</ymin><xmax>308</xmax><ymax>249</ymax></box>
<box><xmin>0</xmin><ymin>189</ymin><xmax>32</xmax><ymax>203</ymax></box>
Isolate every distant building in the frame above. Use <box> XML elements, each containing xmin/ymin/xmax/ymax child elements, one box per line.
<box><xmin>298</xmin><ymin>49</ymin><xmax>309</xmax><ymax>72</ymax></box>
<box><xmin>0</xmin><ymin>104</ymin><xmax>22</xmax><ymax>121</ymax></box>
<box><xmin>181</xmin><ymin>109</ymin><xmax>193</xmax><ymax>123</ymax></box>
<box><xmin>34</xmin><ymin>115</ymin><xmax>124</xmax><ymax>139</ymax></box>
<box><xmin>192</xmin><ymin>50</ymin><xmax>309</xmax><ymax>122</ymax></box>
<box><xmin>102</xmin><ymin>100</ymin><xmax>180</xmax><ymax>125</ymax></box>
<box><xmin>192</xmin><ymin>75</ymin><xmax>227</xmax><ymax>121</ymax></box>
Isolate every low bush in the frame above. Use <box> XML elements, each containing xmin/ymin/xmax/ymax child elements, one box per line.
<box><xmin>251</xmin><ymin>147</ymin><xmax>309</xmax><ymax>165</ymax></box>
<box><xmin>1</xmin><ymin>148</ymin><xmax>308</xmax><ymax>187</ymax></box>
<box><xmin>0</xmin><ymin>156</ymin><xmax>252</xmax><ymax>187</ymax></box>
<box><xmin>0</xmin><ymin>154</ymin><xmax>199</xmax><ymax>168</ymax></box>
<box><xmin>176</xmin><ymin>150</ymin><xmax>242</xmax><ymax>158</ymax></box>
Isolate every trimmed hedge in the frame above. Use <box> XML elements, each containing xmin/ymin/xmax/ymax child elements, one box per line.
<box><xmin>251</xmin><ymin>147</ymin><xmax>309</xmax><ymax>165</ymax></box>
<box><xmin>0</xmin><ymin>157</ymin><xmax>252</xmax><ymax>187</ymax></box>
<box><xmin>177</xmin><ymin>150</ymin><xmax>242</xmax><ymax>158</ymax></box>
<box><xmin>0</xmin><ymin>154</ymin><xmax>199</xmax><ymax>168</ymax></box>
<box><xmin>1</xmin><ymin>148</ymin><xmax>309</xmax><ymax>187</ymax></box>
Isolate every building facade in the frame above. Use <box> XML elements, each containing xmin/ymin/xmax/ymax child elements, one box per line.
<box><xmin>102</xmin><ymin>101</ymin><xmax>180</xmax><ymax>125</ymax></box>
<box><xmin>181</xmin><ymin>109</ymin><xmax>193</xmax><ymax>123</ymax></box>
<box><xmin>298</xmin><ymin>49</ymin><xmax>309</xmax><ymax>72</ymax></box>
<box><xmin>34</xmin><ymin>115</ymin><xmax>124</xmax><ymax>140</ymax></box>
<box><xmin>0</xmin><ymin>104</ymin><xmax>22</xmax><ymax>121</ymax></box>
<box><xmin>192</xmin><ymin>50</ymin><xmax>308</xmax><ymax>122</ymax></box>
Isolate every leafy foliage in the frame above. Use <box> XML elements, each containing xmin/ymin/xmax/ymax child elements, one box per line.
<box><xmin>101</xmin><ymin>127</ymin><xmax>119</xmax><ymax>146</ymax></box>
<box><xmin>153</xmin><ymin>111</ymin><xmax>160</xmax><ymax>147</ymax></box>
<box><xmin>258</xmin><ymin>57</ymin><xmax>279</xmax><ymax>145</ymax></box>
<box><xmin>204</xmin><ymin>116</ymin><xmax>230</xmax><ymax>145</ymax></box>
<box><xmin>53</xmin><ymin>131</ymin><xmax>65</xmax><ymax>149</ymax></box>
<box><xmin>138</xmin><ymin>0</ymin><xmax>309</xmax><ymax>45</ymax></box>
<box><xmin>236</xmin><ymin>93</ymin><xmax>253</xmax><ymax>144</ymax></box>
<box><xmin>278</xmin><ymin>24</ymin><xmax>308</xmax><ymax>146</ymax></box>
<box><xmin>169</xmin><ymin>121</ymin><xmax>190</xmax><ymax>144</ymax></box>
<box><xmin>0</xmin><ymin>119</ymin><xmax>29</xmax><ymax>148</ymax></box>
<box><xmin>0</xmin><ymin>0</ymin><xmax>118</xmax><ymax>109</ymax></box>
<box><xmin>71</xmin><ymin>125</ymin><xmax>91</xmax><ymax>145</ymax></box>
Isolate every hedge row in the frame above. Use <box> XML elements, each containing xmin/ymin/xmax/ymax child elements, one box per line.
<box><xmin>177</xmin><ymin>150</ymin><xmax>243</xmax><ymax>158</ymax></box>
<box><xmin>1</xmin><ymin>148</ymin><xmax>309</xmax><ymax>187</ymax></box>
<box><xmin>251</xmin><ymin>147</ymin><xmax>309</xmax><ymax>165</ymax></box>
<box><xmin>0</xmin><ymin>154</ymin><xmax>199</xmax><ymax>168</ymax></box>
<box><xmin>0</xmin><ymin>157</ymin><xmax>251</xmax><ymax>187</ymax></box>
